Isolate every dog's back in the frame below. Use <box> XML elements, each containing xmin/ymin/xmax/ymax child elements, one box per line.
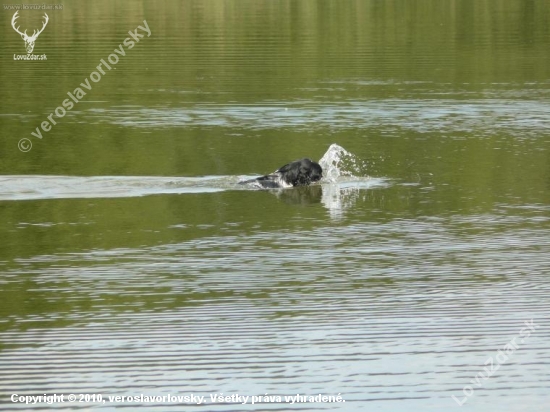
<box><xmin>240</xmin><ymin>158</ymin><xmax>323</xmax><ymax>189</ymax></box>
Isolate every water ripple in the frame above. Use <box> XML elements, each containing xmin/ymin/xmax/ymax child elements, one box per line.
<box><xmin>86</xmin><ymin>98</ymin><xmax>550</xmax><ymax>137</ymax></box>
<box><xmin>1</xmin><ymin>212</ymin><xmax>549</xmax><ymax>410</ymax></box>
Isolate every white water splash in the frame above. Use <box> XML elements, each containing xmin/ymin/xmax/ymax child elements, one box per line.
<box><xmin>318</xmin><ymin>143</ymin><xmax>370</xmax><ymax>182</ymax></box>
<box><xmin>317</xmin><ymin>144</ymin><xmax>386</xmax><ymax>220</ymax></box>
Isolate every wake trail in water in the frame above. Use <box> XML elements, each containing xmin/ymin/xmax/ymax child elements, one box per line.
<box><xmin>0</xmin><ymin>144</ymin><xmax>387</xmax><ymax>201</ymax></box>
<box><xmin>0</xmin><ymin>175</ymin><xmax>232</xmax><ymax>201</ymax></box>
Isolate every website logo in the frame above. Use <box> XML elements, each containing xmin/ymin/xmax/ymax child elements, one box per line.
<box><xmin>11</xmin><ymin>10</ymin><xmax>48</xmax><ymax>54</ymax></box>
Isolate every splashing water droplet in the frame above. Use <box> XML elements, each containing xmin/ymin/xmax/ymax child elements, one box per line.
<box><xmin>318</xmin><ymin>144</ymin><xmax>369</xmax><ymax>182</ymax></box>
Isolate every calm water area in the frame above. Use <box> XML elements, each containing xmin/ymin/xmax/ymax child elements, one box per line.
<box><xmin>0</xmin><ymin>1</ymin><xmax>549</xmax><ymax>411</ymax></box>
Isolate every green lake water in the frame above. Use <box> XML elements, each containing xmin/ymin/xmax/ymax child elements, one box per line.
<box><xmin>0</xmin><ymin>1</ymin><xmax>549</xmax><ymax>411</ymax></box>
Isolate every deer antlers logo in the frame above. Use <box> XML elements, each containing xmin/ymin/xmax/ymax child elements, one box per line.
<box><xmin>11</xmin><ymin>11</ymin><xmax>49</xmax><ymax>54</ymax></box>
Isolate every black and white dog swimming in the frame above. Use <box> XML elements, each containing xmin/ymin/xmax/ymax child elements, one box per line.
<box><xmin>240</xmin><ymin>158</ymin><xmax>323</xmax><ymax>189</ymax></box>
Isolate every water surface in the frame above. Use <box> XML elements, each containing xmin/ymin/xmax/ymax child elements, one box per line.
<box><xmin>1</xmin><ymin>1</ymin><xmax>549</xmax><ymax>411</ymax></box>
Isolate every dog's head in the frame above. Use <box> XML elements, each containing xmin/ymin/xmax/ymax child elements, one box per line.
<box><xmin>279</xmin><ymin>158</ymin><xmax>323</xmax><ymax>187</ymax></box>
